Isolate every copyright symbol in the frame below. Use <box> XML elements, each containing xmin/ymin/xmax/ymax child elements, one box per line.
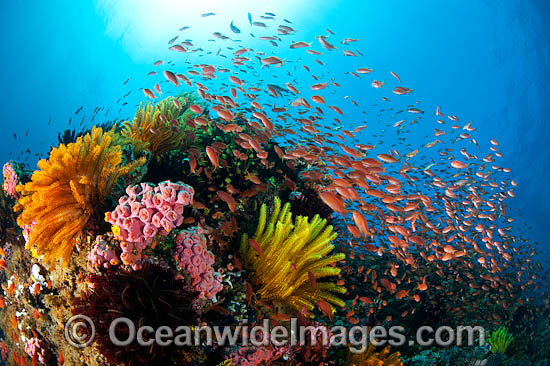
<box><xmin>65</xmin><ymin>315</ymin><xmax>95</xmax><ymax>348</ymax></box>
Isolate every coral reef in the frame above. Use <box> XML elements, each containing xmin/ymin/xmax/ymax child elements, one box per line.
<box><xmin>15</xmin><ymin>127</ymin><xmax>146</xmax><ymax>266</ymax></box>
<box><xmin>0</xmin><ymin>188</ymin><xmax>19</xmax><ymax>244</ymax></box>
<box><xmin>241</xmin><ymin>197</ymin><xmax>346</xmax><ymax>314</ymax></box>
<box><xmin>228</xmin><ymin>345</ymin><xmax>290</xmax><ymax>365</ymax></box>
<box><xmin>73</xmin><ymin>263</ymin><xmax>200</xmax><ymax>366</ymax></box>
<box><xmin>1</xmin><ymin>19</ymin><xmax>550</xmax><ymax>366</ymax></box>
<box><xmin>347</xmin><ymin>344</ymin><xmax>403</xmax><ymax>366</ymax></box>
<box><xmin>24</xmin><ymin>336</ymin><xmax>51</xmax><ymax>364</ymax></box>
<box><xmin>289</xmin><ymin>186</ymin><xmax>334</xmax><ymax>222</ymax></box>
<box><xmin>87</xmin><ymin>235</ymin><xmax>120</xmax><ymax>271</ymax></box>
<box><xmin>2</xmin><ymin>161</ymin><xmax>24</xmax><ymax>198</ymax></box>
<box><xmin>174</xmin><ymin>226</ymin><xmax>223</xmax><ymax>300</ymax></box>
<box><xmin>105</xmin><ymin>180</ymin><xmax>194</xmax><ymax>268</ymax></box>
<box><xmin>121</xmin><ymin>94</ymin><xmax>197</xmax><ymax>157</ymax></box>
<box><xmin>488</xmin><ymin>326</ymin><xmax>514</xmax><ymax>355</ymax></box>
<box><xmin>58</xmin><ymin>120</ymin><xmax>118</xmax><ymax>145</ymax></box>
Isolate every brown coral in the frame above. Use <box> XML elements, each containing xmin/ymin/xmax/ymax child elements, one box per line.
<box><xmin>15</xmin><ymin>127</ymin><xmax>145</xmax><ymax>267</ymax></box>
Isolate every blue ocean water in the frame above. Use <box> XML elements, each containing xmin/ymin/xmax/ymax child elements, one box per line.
<box><xmin>0</xmin><ymin>0</ymin><xmax>548</xmax><ymax>269</ymax></box>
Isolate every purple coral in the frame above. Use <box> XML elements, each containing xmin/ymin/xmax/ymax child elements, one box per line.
<box><xmin>2</xmin><ymin>161</ymin><xmax>20</xmax><ymax>198</ymax></box>
<box><xmin>87</xmin><ymin>235</ymin><xmax>120</xmax><ymax>271</ymax></box>
<box><xmin>229</xmin><ymin>345</ymin><xmax>290</xmax><ymax>366</ymax></box>
<box><xmin>105</xmin><ymin>180</ymin><xmax>194</xmax><ymax>269</ymax></box>
<box><xmin>24</xmin><ymin>337</ymin><xmax>51</xmax><ymax>364</ymax></box>
<box><xmin>174</xmin><ymin>226</ymin><xmax>223</xmax><ymax>300</ymax></box>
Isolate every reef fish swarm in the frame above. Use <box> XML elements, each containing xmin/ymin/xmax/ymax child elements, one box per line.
<box><xmin>0</xmin><ymin>9</ymin><xmax>548</xmax><ymax>366</ymax></box>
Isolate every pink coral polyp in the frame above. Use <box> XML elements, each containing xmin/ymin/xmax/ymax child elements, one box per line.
<box><xmin>2</xmin><ymin>161</ymin><xmax>20</xmax><ymax>199</ymax></box>
<box><xmin>104</xmin><ymin>180</ymin><xmax>195</xmax><ymax>269</ymax></box>
<box><xmin>173</xmin><ymin>226</ymin><xmax>223</xmax><ymax>300</ymax></box>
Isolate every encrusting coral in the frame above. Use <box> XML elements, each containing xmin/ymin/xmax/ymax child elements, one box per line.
<box><xmin>241</xmin><ymin>196</ymin><xmax>346</xmax><ymax>315</ymax></box>
<box><xmin>347</xmin><ymin>344</ymin><xmax>403</xmax><ymax>366</ymax></box>
<box><xmin>121</xmin><ymin>94</ymin><xmax>197</xmax><ymax>157</ymax></box>
<box><xmin>15</xmin><ymin>127</ymin><xmax>146</xmax><ymax>266</ymax></box>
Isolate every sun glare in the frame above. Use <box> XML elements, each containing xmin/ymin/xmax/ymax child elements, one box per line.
<box><xmin>94</xmin><ymin>0</ymin><xmax>337</xmax><ymax>62</ymax></box>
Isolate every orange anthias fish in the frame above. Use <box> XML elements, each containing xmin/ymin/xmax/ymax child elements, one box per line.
<box><xmin>319</xmin><ymin>191</ymin><xmax>348</xmax><ymax>219</ymax></box>
<box><xmin>317</xmin><ymin>300</ymin><xmax>333</xmax><ymax>320</ymax></box>
<box><xmin>205</xmin><ymin>146</ymin><xmax>219</xmax><ymax>170</ymax></box>
<box><xmin>217</xmin><ymin>191</ymin><xmax>236</xmax><ymax>212</ymax></box>
<box><xmin>248</xmin><ymin>239</ymin><xmax>263</xmax><ymax>255</ymax></box>
<box><xmin>142</xmin><ymin>88</ymin><xmax>155</xmax><ymax>99</ymax></box>
<box><xmin>450</xmin><ymin>160</ymin><xmax>468</xmax><ymax>169</ymax></box>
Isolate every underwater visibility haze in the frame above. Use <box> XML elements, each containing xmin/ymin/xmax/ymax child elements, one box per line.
<box><xmin>0</xmin><ymin>0</ymin><xmax>549</xmax><ymax>365</ymax></box>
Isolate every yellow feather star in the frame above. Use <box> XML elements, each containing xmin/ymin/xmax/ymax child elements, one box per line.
<box><xmin>15</xmin><ymin>127</ymin><xmax>145</xmax><ymax>267</ymax></box>
<box><xmin>241</xmin><ymin>197</ymin><xmax>346</xmax><ymax>314</ymax></box>
<box><xmin>121</xmin><ymin>94</ymin><xmax>197</xmax><ymax>157</ymax></box>
<box><xmin>347</xmin><ymin>344</ymin><xmax>403</xmax><ymax>366</ymax></box>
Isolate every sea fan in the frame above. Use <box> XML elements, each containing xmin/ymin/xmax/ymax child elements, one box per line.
<box><xmin>241</xmin><ymin>197</ymin><xmax>346</xmax><ymax>314</ymax></box>
<box><xmin>15</xmin><ymin>127</ymin><xmax>146</xmax><ymax>266</ymax></box>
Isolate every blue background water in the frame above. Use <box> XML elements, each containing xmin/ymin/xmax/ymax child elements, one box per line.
<box><xmin>1</xmin><ymin>0</ymin><xmax>548</xmax><ymax>267</ymax></box>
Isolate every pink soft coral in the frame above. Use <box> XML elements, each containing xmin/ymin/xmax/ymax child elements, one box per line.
<box><xmin>2</xmin><ymin>161</ymin><xmax>20</xmax><ymax>198</ymax></box>
<box><xmin>87</xmin><ymin>235</ymin><xmax>120</xmax><ymax>271</ymax></box>
<box><xmin>105</xmin><ymin>180</ymin><xmax>194</xmax><ymax>269</ymax></box>
<box><xmin>174</xmin><ymin>226</ymin><xmax>223</xmax><ymax>300</ymax></box>
<box><xmin>24</xmin><ymin>336</ymin><xmax>51</xmax><ymax>364</ymax></box>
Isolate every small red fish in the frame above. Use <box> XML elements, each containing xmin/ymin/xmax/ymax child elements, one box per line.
<box><xmin>308</xmin><ymin>272</ymin><xmax>316</xmax><ymax>288</ymax></box>
<box><xmin>142</xmin><ymin>88</ymin><xmax>155</xmax><ymax>99</ymax></box>
<box><xmin>261</xmin><ymin>56</ymin><xmax>283</xmax><ymax>65</ymax></box>
<box><xmin>205</xmin><ymin>146</ymin><xmax>219</xmax><ymax>170</ymax></box>
<box><xmin>163</xmin><ymin>70</ymin><xmax>179</xmax><ymax>86</ymax></box>
<box><xmin>317</xmin><ymin>300</ymin><xmax>333</xmax><ymax>320</ymax></box>
<box><xmin>217</xmin><ymin>191</ymin><xmax>236</xmax><ymax>212</ymax></box>
<box><xmin>246</xmin><ymin>282</ymin><xmax>253</xmax><ymax>305</ymax></box>
<box><xmin>190</xmin><ymin>104</ymin><xmax>203</xmax><ymax>114</ymax></box>
<box><xmin>248</xmin><ymin>239</ymin><xmax>263</xmax><ymax>255</ymax></box>
<box><xmin>450</xmin><ymin>160</ymin><xmax>468</xmax><ymax>169</ymax></box>
<box><xmin>310</xmin><ymin>82</ymin><xmax>327</xmax><ymax>90</ymax></box>
<box><xmin>390</xmin><ymin>71</ymin><xmax>401</xmax><ymax>82</ymax></box>
<box><xmin>229</xmin><ymin>75</ymin><xmax>244</xmax><ymax>85</ymax></box>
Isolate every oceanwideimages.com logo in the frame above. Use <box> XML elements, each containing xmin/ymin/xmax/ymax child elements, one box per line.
<box><xmin>65</xmin><ymin>315</ymin><xmax>486</xmax><ymax>353</ymax></box>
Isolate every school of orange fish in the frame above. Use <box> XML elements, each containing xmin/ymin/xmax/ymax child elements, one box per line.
<box><xmin>129</xmin><ymin>12</ymin><xmax>550</xmax><ymax>327</ymax></box>
<box><xmin>1</xmin><ymin>10</ymin><xmax>549</xmax><ymax>366</ymax></box>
